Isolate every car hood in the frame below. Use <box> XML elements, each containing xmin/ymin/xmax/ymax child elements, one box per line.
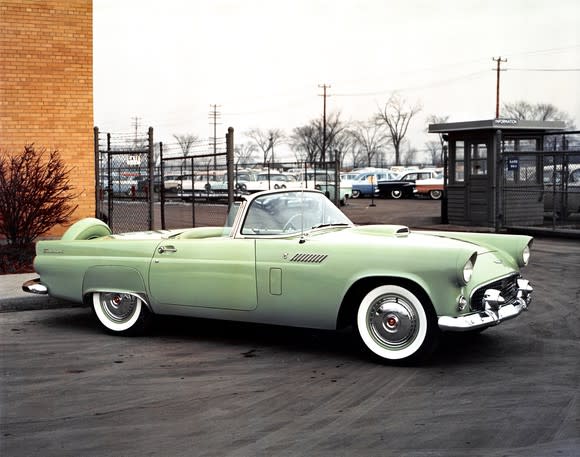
<box><xmin>316</xmin><ymin>225</ymin><xmax>494</xmax><ymax>254</ymax></box>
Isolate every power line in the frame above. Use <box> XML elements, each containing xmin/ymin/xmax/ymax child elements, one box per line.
<box><xmin>507</xmin><ymin>67</ymin><xmax>580</xmax><ymax>71</ymax></box>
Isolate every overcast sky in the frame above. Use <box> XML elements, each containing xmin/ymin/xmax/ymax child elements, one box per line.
<box><xmin>93</xmin><ymin>0</ymin><xmax>580</xmax><ymax>160</ymax></box>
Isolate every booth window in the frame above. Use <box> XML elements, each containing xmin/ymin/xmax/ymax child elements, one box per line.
<box><xmin>454</xmin><ymin>141</ymin><xmax>465</xmax><ymax>182</ymax></box>
<box><xmin>470</xmin><ymin>143</ymin><xmax>488</xmax><ymax>175</ymax></box>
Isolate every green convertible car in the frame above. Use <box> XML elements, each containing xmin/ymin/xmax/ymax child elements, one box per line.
<box><xmin>23</xmin><ymin>189</ymin><xmax>533</xmax><ymax>362</ymax></box>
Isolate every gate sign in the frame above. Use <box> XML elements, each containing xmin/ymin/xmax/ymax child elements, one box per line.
<box><xmin>507</xmin><ymin>157</ymin><xmax>519</xmax><ymax>171</ymax></box>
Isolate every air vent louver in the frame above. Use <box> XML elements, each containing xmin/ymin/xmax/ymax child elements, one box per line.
<box><xmin>290</xmin><ymin>253</ymin><xmax>328</xmax><ymax>264</ymax></box>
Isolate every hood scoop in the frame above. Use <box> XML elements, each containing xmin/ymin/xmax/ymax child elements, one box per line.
<box><xmin>350</xmin><ymin>225</ymin><xmax>410</xmax><ymax>238</ymax></box>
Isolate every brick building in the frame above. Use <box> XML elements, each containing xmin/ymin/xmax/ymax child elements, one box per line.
<box><xmin>0</xmin><ymin>0</ymin><xmax>94</xmax><ymax>236</ymax></box>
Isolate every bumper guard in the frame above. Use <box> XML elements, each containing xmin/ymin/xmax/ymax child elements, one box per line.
<box><xmin>438</xmin><ymin>279</ymin><xmax>533</xmax><ymax>332</ymax></box>
<box><xmin>22</xmin><ymin>278</ymin><xmax>48</xmax><ymax>295</ymax></box>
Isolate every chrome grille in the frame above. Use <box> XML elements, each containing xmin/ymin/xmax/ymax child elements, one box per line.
<box><xmin>470</xmin><ymin>274</ymin><xmax>520</xmax><ymax>311</ymax></box>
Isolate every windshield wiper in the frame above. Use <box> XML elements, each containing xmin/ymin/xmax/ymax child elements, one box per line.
<box><xmin>309</xmin><ymin>223</ymin><xmax>350</xmax><ymax>230</ymax></box>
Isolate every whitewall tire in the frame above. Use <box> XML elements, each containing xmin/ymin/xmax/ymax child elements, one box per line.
<box><xmin>356</xmin><ymin>285</ymin><xmax>437</xmax><ymax>362</ymax></box>
<box><xmin>92</xmin><ymin>292</ymin><xmax>150</xmax><ymax>335</ymax></box>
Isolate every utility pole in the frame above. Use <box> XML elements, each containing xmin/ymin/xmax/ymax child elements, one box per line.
<box><xmin>208</xmin><ymin>105</ymin><xmax>221</xmax><ymax>169</ymax></box>
<box><xmin>318</xmin><ymin>84</ymin><xmax>331</xmax><ymax>163</ymax></box>
<box><xmin>492</xmin><ymin>57</ymin><xmax>507</xmax><ymax>118</ymax></box>
<box><xmin>132</xmin><ymin>116</ymin><xmax>142</xmax><ymax>150</ymax></box>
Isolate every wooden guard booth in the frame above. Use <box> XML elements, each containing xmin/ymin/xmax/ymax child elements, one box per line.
<box><xmin>429</xmin><ymin>119</ymin><xmax>565</xmax><ymax>229</ymax></box>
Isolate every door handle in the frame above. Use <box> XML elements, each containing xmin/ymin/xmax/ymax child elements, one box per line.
<box><xmin>158</xmin><ymin>245</ymin><xmax>177</xmax><ymax>254</ymax></box>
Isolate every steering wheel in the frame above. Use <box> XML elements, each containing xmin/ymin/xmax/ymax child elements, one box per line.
<box><xmin>282</xmin><ymin>214</ymin><xmax>303</xmax><ymax>232</ymax></box>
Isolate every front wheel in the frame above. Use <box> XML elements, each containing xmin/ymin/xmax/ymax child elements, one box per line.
<box><xmin>92</xmin><ymin>292</ymin><xmax>151</xmax><ymax>335</ymax></box>
<box><xmin>390</xmin><ymin>189</ymin><xmax>403</xmax><ymax>199</ymax></box>
<box><xmin>356</xmin><ymin>285</ymin><xmax>438</xmax><ymax>362</ymax></box>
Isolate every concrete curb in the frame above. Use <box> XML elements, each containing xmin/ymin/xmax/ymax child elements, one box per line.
<box><xmin>0</xmin><ymin>273</ymin><xmax>79</xmax><ymax>313</ymax></box>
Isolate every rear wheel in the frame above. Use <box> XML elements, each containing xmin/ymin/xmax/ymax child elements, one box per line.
<box><xmin>429</xmin><ymin>189</ymin><xmax>443</xmax><ymax>200</ymax></box>
<box><xmin>92</xmin><ymin>292</ymin><xmax>151</xmax><ymax>335</ymax></box>
<box><xmin>351</xmin><ymin>189</ymin><xmax>361</xmax><ymax>199</ymax></box>
<box><xmin>356</xmin><ymin>285</ymin><xmax>438</xmax><ymax>362</ymax></box>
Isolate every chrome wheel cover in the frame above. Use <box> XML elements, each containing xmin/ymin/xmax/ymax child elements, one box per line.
<box><xmin>367</xmin><ymin>294</ymin><xmax>419</xmax><ymax>349</ymax></box>
<box><xmin>430</xmin><ymin>190</ymin><xmax>442</xmax><ymax>200</ymax></box>
<box><xmin>100</xmin><ymin>292</ymin><xmax>138</xmax><ymax>323</ymax></box>
<box><xmin>391</xmin><ymin>189</ymin><xmax>402</xmax><ymax>199</ymax></box>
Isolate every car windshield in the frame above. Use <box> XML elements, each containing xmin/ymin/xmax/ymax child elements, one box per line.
<box><xmin>241</xmin><ymin>191</ymin><xmax>352</xmax><ymax>236</ymax></box>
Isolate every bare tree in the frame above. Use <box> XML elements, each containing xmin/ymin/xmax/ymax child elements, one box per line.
<box><xmin>424</xmin><ymin>140</ymin><xmax>442</xmax><ymax>166</ymax></box>
<box><xmin>234</xmin><ymin>142</ymin><xmax>258</xmax><ymax>166</ymax></box>
<box><xmin>424</xmin><ymin>114</ymin><xmax>450</xmax><ymax>166</ymax></box>
<box><xmin>401</xmin><ymin>142</ymin><xmax>418</xmax><ymax>166</ymax></box>
<box><xmin>289</xmin><ymin>112</ymin><xmax>347</xmax><ymax>164</ymax></box>
<box><xmin>348</xmin><ymin>144</ymin><xmax>366</xmax><ymax>169</ymax></box>
<box><xmin>173</xmin><ymin>133</ymin><xmax>200</xmax><ymax>167</ymax></box>
<box><xmin>347</xmin><ymin>120</ymin><xmax>391</xmax><ymax>167</ymax></box>
<box><xmin>376</xmin><ymin>93</ymin><xmax>422</xmax><ymax>166</ymax></box>
<box><xmin>290</xmin><ymin>124</ymin><xmax>317</xmax><ymax>162</ymax></box>
<box><xmin>502</xmin><ymin>101</ymin><xmax>575</xmax><ymax>128</ymax></box>
<box><xmin>245</xmin><ymin>128</ymin><xmax>285</xmax><ymax>165</ymax></box>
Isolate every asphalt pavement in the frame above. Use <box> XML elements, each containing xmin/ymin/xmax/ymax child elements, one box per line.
<box><xmin>1</xmin><ymin>235</ymin><xmax>579</xmax><ymax>457</ymax></box>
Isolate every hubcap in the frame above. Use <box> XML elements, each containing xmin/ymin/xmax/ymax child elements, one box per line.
<box><xmin>101</xmin><ymin>293</ymin><xmax>138</xmax><ymax>323</ymax></box>
<box><xmin>392</xmin><ymin>190</ymin><xmax>402</xmax><ymax>198</ymax></box>
<box><xmin>368</xmin><ymin>295</ymin><xmax>418</xmax><ymax>349</ymax></box>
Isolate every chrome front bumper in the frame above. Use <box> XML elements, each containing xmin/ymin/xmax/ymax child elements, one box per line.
<box><xmin>22</xmin><ymin>278</ymin><xmax>48</xmax><ymax>295</ymax></box>
<box><xmin>438</xmin><ymin>279</ymin><xmax>533</xmax><ymax>332</ymax></box>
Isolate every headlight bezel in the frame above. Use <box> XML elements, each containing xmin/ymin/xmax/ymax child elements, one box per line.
<box><xmin>522</xmin><ymin>242</ymin><xmax>532</xmax><ymax>266</ymax></box>
<box><xmin>458</xmin><ymin>252</ymin><xmax>478</xmax><ymax>286</ymax></box>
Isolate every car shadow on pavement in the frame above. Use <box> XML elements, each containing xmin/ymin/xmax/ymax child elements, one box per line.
<box><xmin>32</xmin><ymin>308</ymin><xmax>531</xmax><ymax>366</ymax></box>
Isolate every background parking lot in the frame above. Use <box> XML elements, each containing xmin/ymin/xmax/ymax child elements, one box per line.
<box><xmin>1</xmin><ymin>236</ymin><xmax>578</xmax><ymax>457</ymax></box>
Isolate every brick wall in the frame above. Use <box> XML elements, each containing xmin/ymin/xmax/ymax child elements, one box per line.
<box><xmin>0</xmin><ymin>0</ymin><xmax>94</xmax><ymax>237</ymax></box>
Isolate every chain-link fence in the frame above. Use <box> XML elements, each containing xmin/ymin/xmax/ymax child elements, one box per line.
<box><xmin>156</xmin><ymin>157</ymin><xmax>342</xmax><ymax>230</ymax></box>
<box><xmin>94</xmin><ymin>128</ymin><xmax>154</xmax><ymax>233</ymax></box>
<box><xmin>502</xmin><ymin>131</ymin><xmax>580</xmax><ymax>231</ymax></box>
<box><xmin>158</xmin><ymin>151</ymin><xmax>230</xmax><ymax>229</ymax></box>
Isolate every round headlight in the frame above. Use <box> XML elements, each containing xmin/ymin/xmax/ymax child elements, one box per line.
<box><xmin>463</xmin><ymin>258</ymin><xmax>474</xmax><ymax>284</ymax></box>
<box><xmin>522</xmin><ymin>244</ymin><xmax>531</xmax><ymax>266</ymax></box>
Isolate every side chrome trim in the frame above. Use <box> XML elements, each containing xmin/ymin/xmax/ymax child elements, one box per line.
<box><xmin>22</xmin><ymin>278</ymin><xmax>48</xmax><ymax>295</ymax></box>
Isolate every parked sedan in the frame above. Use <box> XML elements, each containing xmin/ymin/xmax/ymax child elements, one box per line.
<box><xmin>24</xmin><ymin>189</ymin><xmax>533</xmax><ymax>363</ymax></box>
<box><xmin>351</xmin><ymin>171</ymin><xmax>398</xmax><ymax>198</ymax></box>
<box><xmin>414</xmin><ymin>177</ymin><xmax>444</xmax><ymax>200</ymax></box>
<box><xmin>377</xmin><ymin>170</ymin><xmax>442</xmax><ymax>199</ymax></box>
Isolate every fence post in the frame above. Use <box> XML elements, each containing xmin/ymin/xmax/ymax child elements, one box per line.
<box><xmin>334</xmin><ymin>158</ymin><xmax>340</xmax><ymax>206</ymax></box>
<box><xmin>106</xmin><ymin>138</ymin><xmax>113</xmax><ymax>230</ymax></box>
<box><xmin>148</xmin><ymin>127</ymin><xmax>154</xmax><ymax>230</ymax></box>
<box><xmin>159</xmin><ymin>142</ymin><xmax>165</xmax><ymax>230</ymax></box>
<box><xmin>226</xmin><ymin>127</ymin><xmax>235</xmax><ymax>209</ymax></box>
<box><xmin>494</xmin><ymin>129</ymin><xmax>503</xmax><ymax>232</ymax></box>
<box><xmin>94</xmin><ymin>127</ymin><xmax>100</xmax><ymax>219</ymax></box>
<box><xmin>191</xmin><ymin>157</ymin><xmax>196</xmax><ymax>228</ymax></box>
